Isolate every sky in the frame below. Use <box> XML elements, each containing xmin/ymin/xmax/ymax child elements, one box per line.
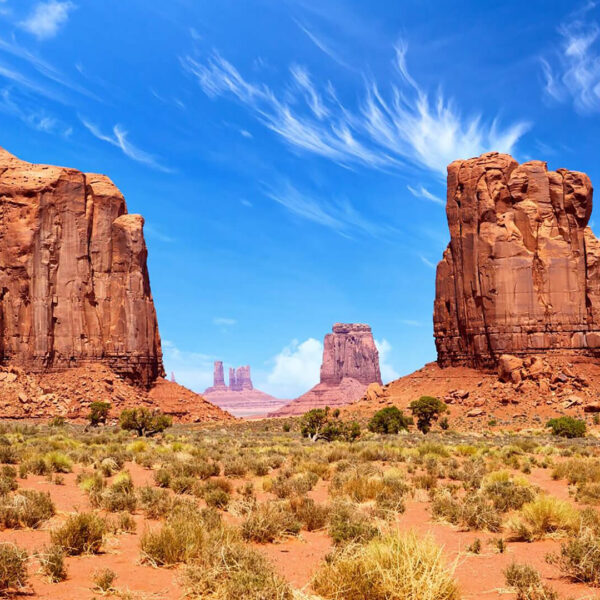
<box><xmin>1</xmin><ymin>0</ymin><xmax>600</xmax><ymax>398</ymax></box>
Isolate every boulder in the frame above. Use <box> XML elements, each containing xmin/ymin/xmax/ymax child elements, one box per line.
<box><xmin>498</xmin><ymin>355</ymin><xmax>524</xmax><ymax>383</ymax></box>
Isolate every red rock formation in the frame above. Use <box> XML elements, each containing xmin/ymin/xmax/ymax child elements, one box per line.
<box><xmin>205</xmin><ymin>361</ymin><xmax>227</xmax><ymax>392</ymax></box>
<box><xmin>203</xmin><ymin>361</ymin><xmax>286</xmax><ymax>416</ymax></box>
<box><xmin>434</xmin><ymin>152</ymin><xmax>600</xmax><ymax>368</ymax></box>
<box><xmin>0</xmin><ymin>147</ymin><xmax>163</xmax><ymax>386</ymax></box>
<box><xmin>270</xmin><ymin>323</ymin><xmax>382</xmax><ymax>416</ymax></box>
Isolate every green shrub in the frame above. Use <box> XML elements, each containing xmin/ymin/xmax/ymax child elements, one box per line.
<box><xmin>300</xmin><ymin>407</ymin><xmax>360</xmax><ymax>442</ymax></box>
<box><xmin>88</xmin><ymin>401</ymin><xmax>111</xmax><ymax>427</ymax></box>
<box><xmin>51</xmin><ymin>512</ymin><xmax>105</xmax><ymax>555</ymax></box>
<box><xmin>368</xmin><ymin>407</ymin><xmax>412</xmax><ymax>434</ymax></box>
<box><xmin>328</xmin><ymin>501</ymin><xmax>379</xmax><ymax>545</ymax></box>
<box><xmin>546</xmin><ymin>416</ymin><xmax>586</xmax><ymax>438</ymax></box>
<box><xmin>409</xmin><ymin>396</ymin><xmax>448</xmax><ymax>433</ymax></box>
<box><xmin>119</xmin><ymin>408</ymin><xmax>172</xmax><ymax>437</ymax></box>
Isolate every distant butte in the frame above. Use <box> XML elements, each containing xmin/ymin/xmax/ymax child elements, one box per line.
<box><xmin>270</xmin><ymin>323</ymin><xmax>382</xmax><ymax>417</ymax></box>
<box><xmin>203</xmin><ymin>362</ymin><xmax>287</xmax><ymax>417</ymax></box>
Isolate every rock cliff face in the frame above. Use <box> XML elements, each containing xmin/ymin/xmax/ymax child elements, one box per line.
<box><xmin>434</xmin><ymin>152</ymin><xmax>600</xmax><ymax>368</ymax></box>
<box><xmin>270</xmin><ymin>323</ymin><xmax>381</xmax><ymax>416</ymax></box>
<box><xmin>0</xmin><ymin>147</ymin><xmax>163</xmax><ymax>386</ymax></box>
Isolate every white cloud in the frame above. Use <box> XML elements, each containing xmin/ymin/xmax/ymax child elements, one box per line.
<box><xmin>240</xmin><ymin>129</ymin><xmax>253</xmax><ymax>138</ymax></box>
<box><xmin>182</xmin><ymin>43</ymin><xmax>529</xmax><ymax>175</ymax></box>
<box><xmin>80</xmin><ymin>117</ymin><xmax>173</xmax><ymax>172</ymax></box>
<box><xmin>213</xmin><ymin>317</ymin><xmax>237</xmax><ymax>327</ymax></box>
<box><xmin>20</xmin><ymin>1</ymin><xmax>75</xmax><ymax>40</ymax></box>
<box><xmin>161</xmin><ymin>340</ymin><xmax>214</xmax><ymax>393</ymax></box>
<box><xmin>541</xmin><ymin>6</ymin><xmax>600</xmax><ymax>113</ymax></box>
<box><xmin>265</xmin><ymin>181</ymin><xmax>389</xmax><ymax>237</ymax></box>
<box><xmin>258</xmin><ymin>338</ymin><xmax>323</xmax><ymax>399</ymax></box>
<box><xmin>375</xmin><ymin>338</ymin><xmax>399</xmax><ymax>382</ymax></box>
<box><xmin>399</xmin><ymin>319</ymin><xmax>422</xmax><ymax>327</ymax></box>
<box><xmin>0</xmin><ymin>87</ymin><xmax>70</xmax><ymax>135</ymax></box>
<box><xmin>144</xmin><ymin>222</ymin><xmax>174</xmax><ymax>243</ymax></box>
<box><xmin>406</xmin><ymin>184</ymin><xmax>444</xmax><ymax>206</ymax></box>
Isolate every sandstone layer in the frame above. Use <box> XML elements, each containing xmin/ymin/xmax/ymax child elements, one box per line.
<box><xmin>270</xmin><ymin>323</ymin><xmax>382</xmax><ymax>416</ymax></box>
<box><xmin>434</xmin><ymin>152</ymin><xmax>600</xmax><ymax>368</ymax></box>
<box><xmin>0</xmin><ymin>147</ymin><xmax>163</xmax><ymax>386</ymax></box>
<box><xmin>204</xmin><ymin>362</ymin><xmax>287</xmax><ymax>417</ymax></box>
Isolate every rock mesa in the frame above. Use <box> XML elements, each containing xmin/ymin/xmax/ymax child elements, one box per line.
<box><xmin>0</xmin><ymin>147</ymin><xmax>163</xmax><ymax>386</ymax></box>
<box><xmin>434</xmin><ymin>152</ymin><xmax>600</xmax><ymax>368</ymax></box>
<box><xmin>271</xmin><ymin>323</ymin><xmax>382</xmax><ymax>416</ymax></box>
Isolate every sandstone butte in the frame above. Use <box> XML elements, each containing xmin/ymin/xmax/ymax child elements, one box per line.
<box><xmin>203</xmin><ymin>361</ymin><xmax>288</xmax><ymax>417</ymax></box>
<box><xmin>271</xmin><ymin>323</ymin><xmax>382</xmax><ymax>416</ymax></box>
<box><xmin>348</xmin><ymin>152</ymin><xmax>600</xmax><ymax>428</ymax></box>
<box><xmin>0</xmin><ymin>147</ymin><xmax>232</xmax><ymax>422</ymax></box>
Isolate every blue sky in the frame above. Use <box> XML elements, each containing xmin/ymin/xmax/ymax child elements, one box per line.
<box><xmin>1</xmin><ymin>0</ymin><xmax>600</xmax><ymax>398</ymax></box>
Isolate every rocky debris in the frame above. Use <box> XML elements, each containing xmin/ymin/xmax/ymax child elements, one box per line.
<box><xmin>0</xmin><ymin>362</ymin><xmax>233</xmax><ymax>422</ymax></box>
<box><xmin>434</xmin><ymin>152</ymin><xmax>600</xmax><ymax>369</ymax></box>
<box><xmin>270</xmin><ymin>323</ymin><xmax>382</xmax><ymax>417</ymax></box>
<box><xmin>0</xmin><ymin>147</ymin><xmax>162</xmax><ymax>386</ymax></box>
<box><xmin>343</xmin><ymin>353</ymin><xmax>600</xmax><ymax>430</ymax></box>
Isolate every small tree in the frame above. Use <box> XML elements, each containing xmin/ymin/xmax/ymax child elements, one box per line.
<box><xmin>546</xmin><ymin>416</ymin><xmax>586</xmax><ymax>438</ymax></box>
<box><xmin>119</xmin><ymin>408</ymin><xmax>172</xmax><ymax>437</ymax></box>
<box><xmin>409</xmin><ymin>396</ymin><xmax>448</xmax><ymax>433</ymax></box>
<box><xmin>368</xmin><ymin>406</ymin><xmax>412</xmax><ymax>434</ymax></box>
<box><xmin>88</xmin><ymin>402</ymin><xmax>111</xmax><ymax>427</ymax></box>
<box><xmin>300</xmin><ymin>407</ymin><xmax>361</xmax><ymax>442</ymax></box>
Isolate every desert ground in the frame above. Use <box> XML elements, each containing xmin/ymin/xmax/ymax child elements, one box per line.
<box><xmin>1</xmin><ymin>416</ymin><xmax>600</xmax><ymax>600</ymax></box>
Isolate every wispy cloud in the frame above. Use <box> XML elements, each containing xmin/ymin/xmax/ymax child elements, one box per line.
<box><xmin>541</xmin><ymin>4</ymin><xmax>600</xmax><ymax>113</ymax></box>
<box><xmin>265</xmin><ymin>181</ymin><xmax>389</xmax><ymax>237</ymax></box>
<box><xmin>182</xmin><ymin>42</ymin><xmax>529</xmax><ymax>175</ymax></box>
<box><xmin>20</xmin><ymin>1</ymin><xmax>75</xmax><ymax>40</ymax></box>
<box><xmin>399</xmin><ymin>319</ymin><xmax>422</xmax><ymax>327</ymax></box>
<box><xmin>144</xmin><ymin>222</ymin><xmax>174</xmax><ymax>243</ymax></box>
<box><xmin>0</xmin><ymin>87</ymin><xmax>71</xmax><ymax>135</ymax></box>
<box><xmin>407</xmin><ymin>184</ymin><xmax>444</xmax><ymax>206</ymax></box>
<box><xmin>420</xmin><ymin>255</ymin><xmax>436</xmax><ymax>269</ymax></box>
<box><xmin>80</xmin><ymin>117</ymin><xmax>173</xmax><ymax>172</ymax></box>
<box><xmin>294</xmin><ymin>20</ymin><xmax>354</xmax><ymax>70</ymax></box>
<box><xmin>213</xmin><ymin>317</ymin><xmax>237</xmax><ymax>327</ymax></box>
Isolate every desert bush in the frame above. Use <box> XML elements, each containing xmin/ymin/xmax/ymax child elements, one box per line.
<box><xmin>432</xmin><ymin>490</ymin><xmax>501</xmax><ymax>531</ymax></box>
<box><xmin>38</xmin><ymin>544</ymin><xmax>67</xmax><ymax>582</ymax></box>
<box><xmin>508</xmin><ymin>496</ymin><xmax>580</xmax><ymax>541</ymax></box>
<box><xmin>549</xmin><ymin>527</ymin><xmax>600</xmax><ymax>585</ymax></box>
<box><xmin>272</xmin><ymin>472</ymin><xmax>318</xmax><ymax>498</ymax></box>
<box><xmin>0</xmin><ymin>472</ymin><xmax>17</xmax><ymax>495</ymax></box>
<box><xmin>328</xmin><ymin>500</ymin><xmax>379</xmax><ymax>545</ymax></box>
<box><xmin>51</xmin><ymin>512</ymin><xmax>106</xmax><ymax>555</ymax></box>
<box><xmin>546</xmin><ymin>416</ymin><xmax>586</xmax><ymax>438</ymax></box>
<box><xmin>205</xmin><ymin>487</ymin><xmax>230</xmax><ymax>509</ymax></box>
<box><xmin>93</xmin><ymin>568</ymin><xmax>116</xmax><ymax>592</ymax></box>
<box><xmin>0</xmin><ymin>489</ymin><xmax>55</xmax><ymax>528</ymax></box>
<box><xmin>182</xmin><ymin>536</ymin><xmax>292</xmax><ymax>600</ymax></box>
<box><xmin>409</xmin><ymin>396</ymin><xmax>448</xmax><ymax>434</ymax></box>
<box><xmin>241</xmin><ymin>501</ymin><xmax>301</xmax><ymax>543</ymax></box>
<box><xmin>223</xmin><ymin>458</ymin><xmax>248</xmax><ymax>477</ymax></box>
<box><xmin>483</xmin><ymin>472</ymin><xmax>537</xmax><ymax>512</ymax></box>
<box><xmin>0</xmin><ymin>543</ymin><xmax>28</xmax><ymax>592</ymax></box>
<box><xmin>368</xmin><ymin>407</ymin><xmax>412</xmax><ymax>434</ymax></box>
<box><xmin>140</xmin><ymin>504</ymin><xmax>217</xmax><ymax>566</ymax></box>
<box><xmin>312</xmin><ymin>531</ymin><xmax>459</xmax><ymax>600</ymax></box>
<box><xmin>119</xmin><ymin>407</ymin><xmax>172</xmax><ymax>437</ymax></box>
<box><xmin>0</xmin><ymin>445</ymin><xmax>18</xmax><ymax>464</ymax></box>
<box><xmin>552</xmin><ymin>458</ymin><xmax>600</xmax><ymax>485</ymax></box>
<box><xmin>137</xmin><ymin>485</ymin><xmax>172</xmax><ymax>519</ymax></box>
<box><xmin>45</xmin><ymin>451</ymin><xmax>73</xmax><ymax>473</ymax></box>
<box><xmin>504</xmin><ymin>562</ymin><xmax>557</xmax><ymax>600</ymax></box>
<box><xmin>289</xmin><ymin>496</ymin><xmax>329</xmax><ymax>531</ymax></box>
